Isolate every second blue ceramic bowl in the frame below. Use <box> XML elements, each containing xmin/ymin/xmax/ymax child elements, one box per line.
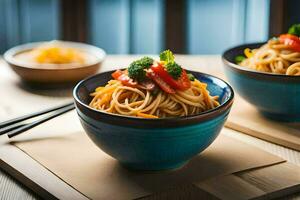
<box><xmin>223</xmin><ymin>43</ymin><xmax>300</xmax><ymax>122</ymax></box>
<box><xmin>73</xmin><ymin>70</ymin><xmax>234</xmax><ymax>171</ymax></box>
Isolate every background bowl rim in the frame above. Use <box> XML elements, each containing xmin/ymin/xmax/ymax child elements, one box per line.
<box><xmin>73</xmin><ymin>69</ymin><xmax>234</xmax><ymax>124</ymax></box>
<box><xmin>222</xmin><ymin>42</ymin><xmax>300</xmax><ymax>80</ymax></box>
<box><xmin>3</xmin><ymin>40</ymin><xmax>106</xmax><ymax>70</ymax></box>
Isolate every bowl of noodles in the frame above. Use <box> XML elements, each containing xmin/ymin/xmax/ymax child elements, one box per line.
<box><xmin>73</xmin><ymin>50</ymin><xmax>234</xmax><ymax>171</ymax></box>
<box><xmin>222</xmin><ymin>24</ymin><xmax>300</xmax><ymax>122</ymax></box>
<box><xmin>4</xmin><ymin>40</ymin><xmax>106</xmax><ymax>85</ymax></box>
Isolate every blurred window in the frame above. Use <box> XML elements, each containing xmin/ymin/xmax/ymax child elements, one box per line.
<box><xmin>0</xmin><ymin>0</ymin><xmax>299</xmax><ymax>54</ymax></box>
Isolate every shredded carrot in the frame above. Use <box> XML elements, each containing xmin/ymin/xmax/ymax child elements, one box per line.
<box><xmin>201</xmin><ymin>84</ymin><xmax>210</xmax><ymax>106</ymax></box>
<box><xmin>95</xmin><ymin>86</ymin><xmax>104</xmax><ymax>92</ymax></box>
<box><xmin>98</xmin><ymin>92</ymin><xmax>113</xmax><ymax>105</ymax></box>
<box><xmin>137</xmin><ymin>112</ymin><xmax>158</xmax><ymax>118</ymax></box>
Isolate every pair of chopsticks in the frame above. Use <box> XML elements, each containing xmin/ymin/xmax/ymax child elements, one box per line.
<box><xmin>0</xmin><ymin>102</ymin><xmax>75</xmax><ymax>138</ymax></box>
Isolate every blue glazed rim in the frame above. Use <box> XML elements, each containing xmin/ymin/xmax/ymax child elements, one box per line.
<box><xmin>222</xmin><ymin>42</ymin><xmax>300</xmax><ymax>82</ymax></box>
<box><xmin>73</xmin><ymin>69</ymin><xmax>234</xmax><ymax>128</ymax></box>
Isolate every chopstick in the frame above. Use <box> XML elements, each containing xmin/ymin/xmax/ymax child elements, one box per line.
<box><xmin>7</xmin><ymin>104</ymin><xmax>75</xmax><ymax>138</ymax></box>
<box><xmin>0</xmin><ymin>123</ymin><xmax>28</xmax><ymax>136</ymax></box>
<box><xmin>0</xmin><ymin>102</ymin><xmax>74</xmax><ymax>129</ymax></box>
<box><xmin>0</xmin><ymin>102</ymin><xmax>75</xmax><ymax>138</ymax></box>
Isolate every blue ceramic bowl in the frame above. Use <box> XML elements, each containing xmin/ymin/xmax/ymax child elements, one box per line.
<box><xmin>223</xmin><ymin>43</ymin><xmax>300</xmax><ymax>122</ymax></box>
<box><xmin>73</xmin><ymin>70</ymin><xmax>234</xmax><ymax>171</ymax></box>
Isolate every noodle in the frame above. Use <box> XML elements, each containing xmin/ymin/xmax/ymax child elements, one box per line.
<box><xmin>89</xmin><ymin>79</ymin><xmax>220</xmax><ymax>118</ymax></box>
<box><xmin>240</xmin><ymin>39</ymin><xmax>300</xmax><ymax>75</ymax></box>
<box><xmin>89</xmin><ymin>50</ymin><xmax>220</xmax><ymax>118</ymax></box>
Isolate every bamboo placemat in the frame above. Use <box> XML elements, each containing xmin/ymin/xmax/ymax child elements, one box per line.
<box><xmin>226</xmin><ymin>95</ymin><xmax>300</xmax><ymax>151</ymax></box>
<box><xmin>10</xmin><ymin>118</ymin><xmax>286</xmax><ymax>200</ymax></box>
<box><xmin>1</xmin><ymin>56</ymin><xmax>300</xmax><ymax>199</ymax></box>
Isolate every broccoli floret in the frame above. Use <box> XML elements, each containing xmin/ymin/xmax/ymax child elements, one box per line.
<box><xmin>128</xmin><ymin>63</ymin><xmax>146</xmax><ymax>81</ymax></box>
<box><xmin>187</xmin><ymin>73</ymin><xmax>195</xmax><ymax>81</ymax></box>
<box><xmin>159</xmin><ymin>50</ymin><xmax>183</xmax><ymax>79</ymax></box>
<box><xmin>166</xmin><ymin>62</ymin><xmax>182</xmax><ymax>79</ymax></box>
<box><xmin>288</xmin><ymin>24</ymin><xmax>300</xmax><ymax>37</ymax></box>
<box><xmin>160</xmin><ymin>50</ymin><xmax>174</xmax><ymax>63</ymax></box>
<box><xmin>235</xmin><ymin>55</ymin><xmax>246</xmax><ymax>64</ymax></box>
<box><xmin>136</xmin><ymin>56</ymin><xmax>154</xmax><ymax>68</ymax></box>
<box><xmin>128</xmin><ymin>56</ymin><xmax>154</xmax><ymax>81</ymax></box>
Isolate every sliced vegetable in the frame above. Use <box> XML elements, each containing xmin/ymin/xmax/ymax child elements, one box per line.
<box><xmin>177</xmin><ymin>69</ymin><xmax>191</xmax><ymax>90</ymax></box>
<box><xmin>137</xmin><ymin>79</ymin><xmax>156</xmax><ymax>91</ymax></box>
<box><xmin>136</xmin><ymin>112</ymin><xmax>158</xmax><ymax>118</ymax></box>
<box><xmin>147</xmin><ymin>71</ymin><xmax>175</xmax><ymax>94</ymax></box>
<box><xmin>95</xmin><ymin>86</ymin><xmax>104</xmax><ymax>92</ymax></box>
<box><xmin>244</xmin><ymin>48</ymin><xmax>253</xmax><ymax>58</ymax></box>
<box><xmin>288</xmin><ymin>24</ymin><xmax>300</xmax><ymax>37</ymax></box>
<box><xmin>111</xmin><ymin>70</ymin><xmax>137</xmax><ymax>87</ymax></box>
<box><xmin>235</xmin><ymin>55</ymin><xmax>246</xmax><ymax>64</ymax></box>
<box><xmin>279</xmin><ymin>34</ymin><xmax>300</xmax><ymax>52</ymax></box>
<box><xmin>111</xmin><ymin>70</ymin><xmax>123</xmax><ymax>79</ymax></box>
<box><xmin>150</xmin><ymin>64</ymin><xmax>190</xmax><ymax>91</ymax></box>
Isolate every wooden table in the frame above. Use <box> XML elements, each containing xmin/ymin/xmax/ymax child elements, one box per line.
<box><xmin>0</xmin><ymin>55</ymin><xmax>300</xmax><ymax>200</ymax></box>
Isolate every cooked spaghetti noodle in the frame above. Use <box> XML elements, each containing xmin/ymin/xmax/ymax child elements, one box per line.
<box><xmin>238</xmin><ymin>24</ymin><xmax>300</xmax><ymax>76</ymax></box>
<box><xmin>89</xmin><ymin>50</ymin><xmax>220</xmax><ymax>118</ymax></box>
<box><xmin>89</xmin><ymin>79</ymin><xmax>219</xmax><ymax>118</ymax></box>
<box><xmin>240</xmin><ymin>39</ymin><xmax>300</xmax><ymax>75</ymax></box>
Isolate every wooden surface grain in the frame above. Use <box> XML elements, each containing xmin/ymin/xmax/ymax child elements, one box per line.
<box><xmin>196</xmin><ymin>162</ymin><xmax>300</xmax><ymax>200</ymax></box>
<box><xmin>0</xmin><ymin>56</ymin><xmax>300</xmax><ymax>199</ymax></box>
<box><xmin>0</xmin><ymin>169</ymin><xmax>38</xmax><ymax>200</ymax></box>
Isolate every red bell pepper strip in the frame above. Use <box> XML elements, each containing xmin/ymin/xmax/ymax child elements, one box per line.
<box><xmin>111</xmin><ymin>70</ymin><xmax>137</xmax><ymax>87</ymax></box>
<box><xmin>279</xmin><ymin>34</ymin><xmax>300</xmax><ymax>52</ymax></box>
<box><xmin>147</xmin><ymin>71</ymin><xmax>175</xmax><ymax>94</ymax></box>
<box><xmin>150</xmin><ymin>63</ymin><xmax>191</xmax><ymax>91</ymax></box>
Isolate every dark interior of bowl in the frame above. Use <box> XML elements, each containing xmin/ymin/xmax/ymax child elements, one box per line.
<box><xmin>196</xmin><ymin>73</ymin><xmax>232</xmax><ymax>105</ymax></box>
<box><xmin>75</xmin><ymin>70</ymin><xmax>233</xmax><ymax>108</ymax></box>
<box><xmin>223</xmin><ymin>42</ymin><xmax>264</xmax><ymax>64</ymax></box>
